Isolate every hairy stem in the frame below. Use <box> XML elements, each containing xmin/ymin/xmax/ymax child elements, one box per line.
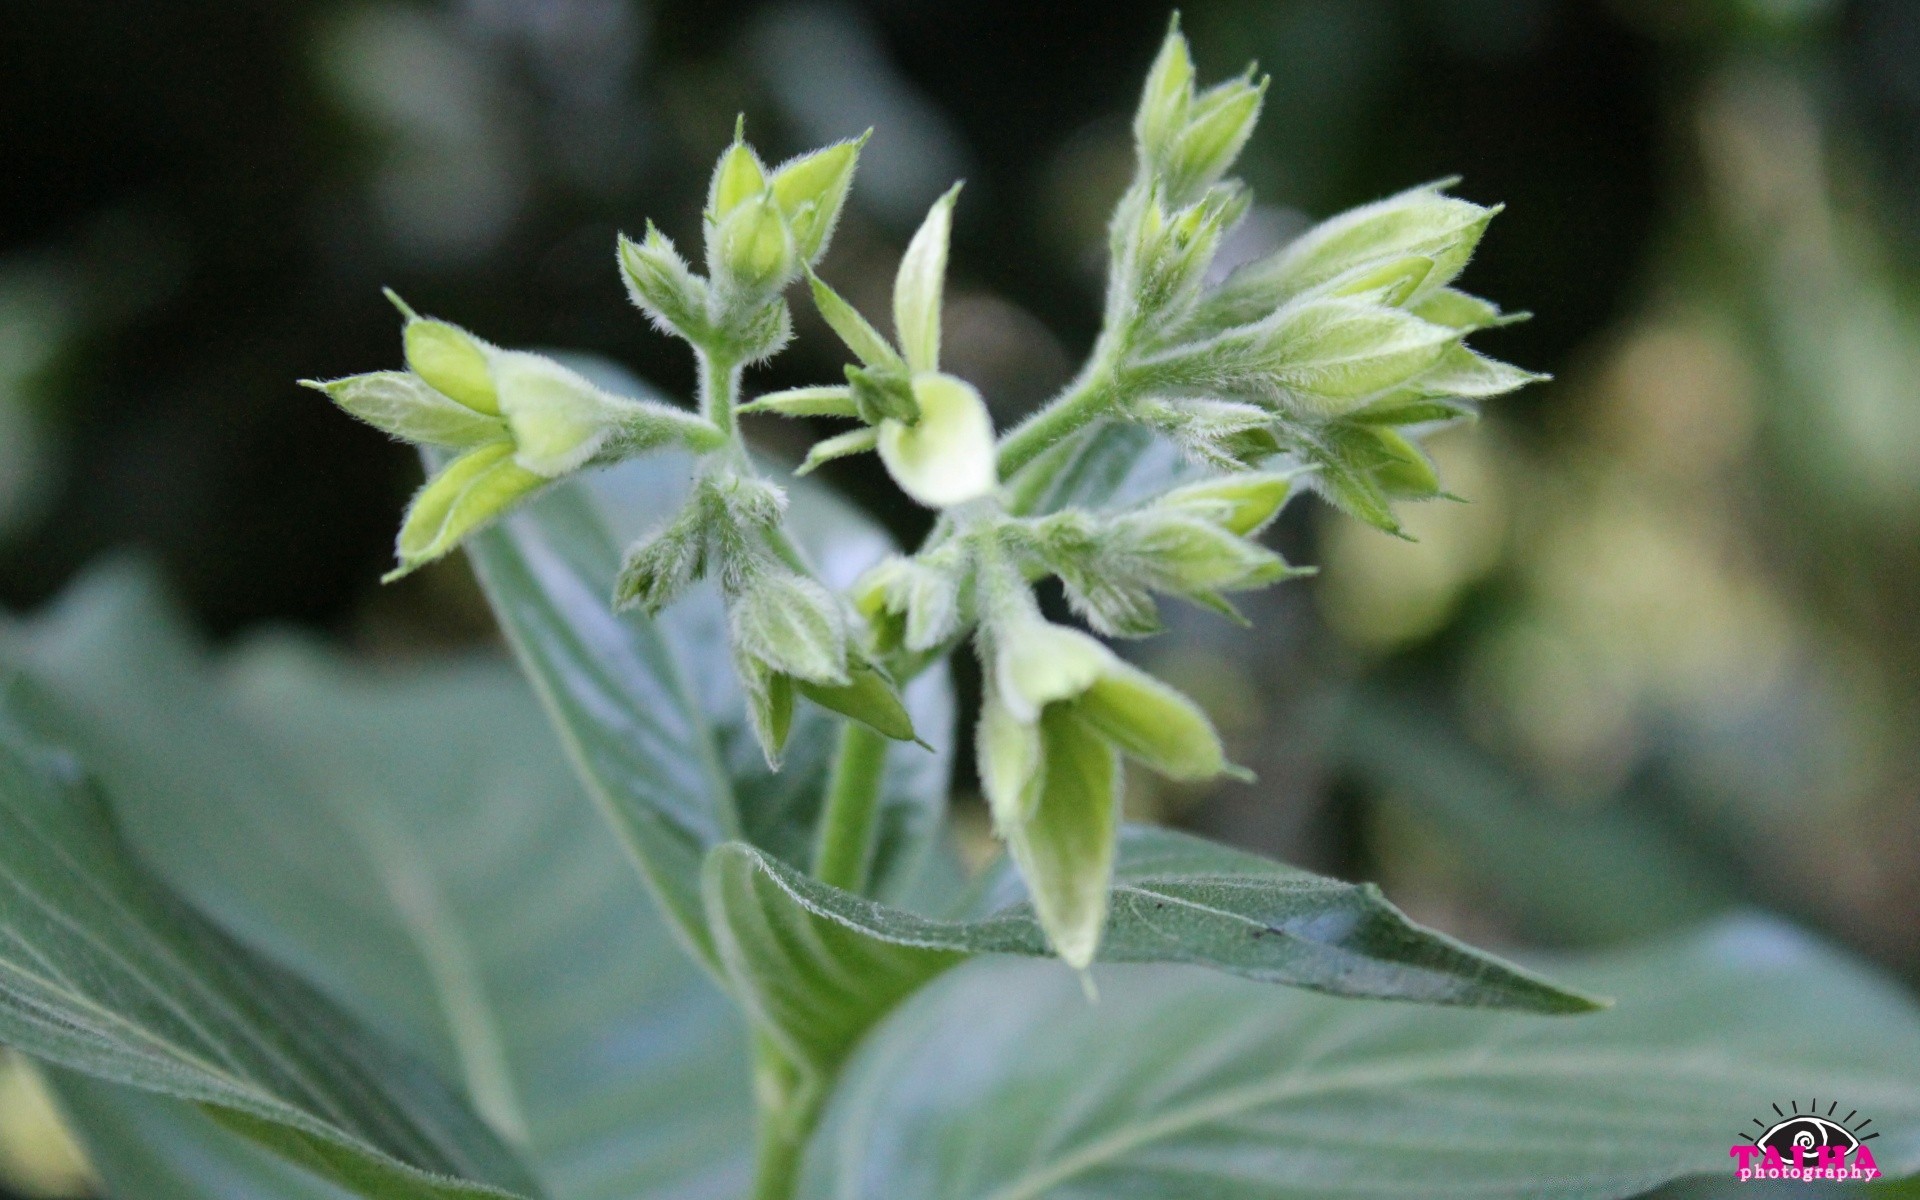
<box><xmin>698</xmin><ymin>347</ymin><xmax>743</xmax><ymax>435</ymax></box>
<box><xmin>811</xmin><ymin>722</ymin><xmax>892</xmax><ymax>893</ymax></box>
<box><xmin>994</xmin><ymin>351</ymin><xmax>1119</xmax><ymax>480</ymax></box>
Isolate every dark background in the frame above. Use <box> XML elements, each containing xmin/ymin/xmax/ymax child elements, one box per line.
<box><xmin>2</xmin><ymin>0</ymin><xmax>1918</xmax><ymax>1191</ymax></box>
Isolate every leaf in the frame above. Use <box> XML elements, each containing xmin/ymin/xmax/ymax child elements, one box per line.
<box><xmin>700</xmin><ymin>825</ymin><xmax>1599</xmax><ymax>1089</ymax></box>
<box><xmin>800</xmin><ymin>916</ymin><xmax>1920</xmax><ymax>1199</ymax></box>
<box><xmin>455</xmin><ymin>358</ymin><xmax>953</xmax><ymax>959</ymax></box>
<box><xmin>4</xmin><ymin>567</ymin><xmax>752</xmax><ymax>1200</ymax></box>
<box><xmin>0</xmin><ymin>687</ymin><xmax>540</xmax><ymax>1200</ymax></box>
<box><xmin>51</xmin><ymin>1073</ymin><xmax>357</xmax><ymax>1200</ymax></box>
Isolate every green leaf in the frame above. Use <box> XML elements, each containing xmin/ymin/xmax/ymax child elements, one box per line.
<box><xmin>50</xmin><ymin>1073</ymin><xmax>357</xmax><ymax>1200</ymax></box>
<box><xmin>0</xmin><ymin>687</ymin><xmax>540</xmax><ymax>1200</ymax></box>
<box><xmin>699</xmin><ymin>823</ymin><xmax>1598</xmax><ymax>1087</ymax></box>
<box><xmin>800</xmin><ymin>917</ymin><xmax>1920</xmax><ymax>1199</ymax></box>
<box><xmin>5</xmin><ymin>566</ymin><xmax>753</xmax><ymax>1200</ymax></box>
<box><xmin>454</xmin><ymin>359</ymin><xmax>953</xmax><ymax>955</ymax></box>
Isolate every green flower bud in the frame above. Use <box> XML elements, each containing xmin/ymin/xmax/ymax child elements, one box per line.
<box><xmin>1368</xmin><ymin>427</ymin><xmax>1441</xmax><ymax>499</ymax></box>
<box><xmin>853</xmin><ymin>552</ymin><xmax>965</xmax><ymax>654</ymax></box>
<box><xmin>491</xmin><ymin>351</ymin><xmax>725</xmax><ymax>477</ymax></box>
<box><xmin>1154</xmin><ymin>297</ymin><xmax>1459</xmax><ymax>416</ymax></box>
<box><xmin>299</xmin><ymin>371</ymin><xmax>506</xmax><ymax>449</ymax></box>
<box><xmin>794</xmin><ymin>661</ymin><xmax>916</xmax><ymax>743</ymax></box>
<box><xmin>1003</xmin><ymin>705</ymin><xmax>1117</xmax><ymax>971</ymax></box>
<box><xmin>734</xmin><ymin>646</ymin><xmax>796</xmax><ymax>767</ymax></box>
<box><xmin>977</xmin><ymin>688</ymin><xmax>1044</xmax><ymax>826</ymax></box>
<box><xmin>877</xmin><ymin>372</ymin><xmax>997</xmax><ymax>509</ymax></box>
<box><xmin>846</xmin><ymin>364</ymin><xmax>919</xmax><ymax>425</ymax></box>
<box><xmin>1135</xmin><ymin>397</ymin><xmax>1279</xmax><ymax>470</ymax></box>
<box><xmin>708</xmin><ymin>122</ymin><xmax>769</xmax><ymax>219</ymax></box>
<box><xmin>1203</xmin><ymin>184</ymin><xmax>1497</xmax><ymax>327</ymax></box>
<box><xmin>728</xmin><ymin>567</ymin><xmax>850</xmax><ymax>688</ymax></box>
<box><xmin>770</xmin><ymin>131</ymin><xmax>868</xmax><ymax>264</ymax></box>
<box><xmin>894</xmin><ymin>184</ymin><xmax>960</xmax><ymax>374</ymax></box>
<box><xmin>618</xmin><ymin>224</ymin><xmax>710</xmax><ymax>342</ymax></box>
<box><xmin>992</xmin><ymin>619</ymin><xmax>1111</xmax><ymax>723</ymax></box>
<box><xmin>397</xmin><ymin>307</ymin><xmax>500</xmax><ymax>415</ymax></box>
<box><xmin>613</xmin><ymin>513</ymin><xmax>707</xmax><ymax>616</ymax></box>
<box><xmin>1162</xmin><ymin>73</ymin><xmax>1266</xmax><ymax>203</ymax></box>
<box><xmin>713</xmin><ymin>194</ymin><xmax>798</xmax><ymax>298</ymax></box>
<box><xmin>1133</xmin><ymin>16</ymin><xmax>1194</xmax><ymax>166</ymax></box>
<box><xmin>1155</xmin><ymin>473</ymin><xmax>1294</xmax><ymax>536</ymax></box>
<box><xmin>388</xmin><ymin>442</ymin><xmax>545</xmax><ymax>581</ymax></box>
<box><xmin>1404</xmin><ymin>343</ymin><xmax>1546</xmax><ymax>399</ymax></box>
<box><xmin>1116</xmin><ymin>510</ymin><xmax>1290</xmax><ymax>595</ymax></box>
<box><xmin>1410</xmin><ymin>287</ymin><xmax>1522</xmax><ymax>331</ymax></box>
<box><xmin>1075</xmin><ymin>658</ymin><xmax>1228</xmax><ymax>781</ymax></box>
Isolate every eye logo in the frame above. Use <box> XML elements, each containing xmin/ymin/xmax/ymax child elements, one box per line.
<box><xmin>1730</xmin><ymin>1101</ymin><xmax>1881</xmax><ymax>1183</ymax></box>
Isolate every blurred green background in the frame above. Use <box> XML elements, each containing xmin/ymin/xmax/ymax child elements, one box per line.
<box><xmin>3</xmin><ymin>0</ymin><xmax>1919</xmax><ymax>1193</ymax></box>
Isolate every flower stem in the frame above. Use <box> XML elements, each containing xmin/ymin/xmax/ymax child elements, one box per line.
<box><xmin>697</xmin><ymin>347</ymin><xmax>743</xmax><ymax>435</ymax></box>
<box><xmin>994</xmin><ymin>347</ymin><xmax>1120</xmax><ymax>479</ymax></box>
<box><xmin>811</xmin><ymin>721</ymin><xmax>892</xmax><ymax>893</ymax></box>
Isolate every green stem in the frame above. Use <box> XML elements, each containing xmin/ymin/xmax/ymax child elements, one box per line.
<box><xmin>749</xmin><ymin>1034</ymin><xmax>815</xmax><ymax>1200</ymax></box>
<box><xmin>994</xmin><ymin>348</ymin><xmax>1120</xmax><ymax>479</ymax></box>
<box><xmin>698</xmin><ymin>347</ymin><xmax>743</xmax><ymax>435</ymax></box>
<box><xmin>811</xmin><ymin>721</ymin><xmax>892</xmax><ymax>893</ymax></box>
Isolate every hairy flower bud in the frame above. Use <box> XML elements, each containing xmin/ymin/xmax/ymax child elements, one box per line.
<box><xmin>388</xmin><ymin>443</ymin><xmax>545</xmax><ymax>581</ymax></box>
<box><xmin>1133</xmin><ymin>16</ymin><xmax>1195</xmax><ymax>167</ymax></box>
<box><xmin>1154</xmin><ymin>473</ymin><xmax>1295</xmax><ymax>536</ymax></box>
<box><xmin>618</xmin><ymin>224</ymin><xmax>709</xmax><ymax>342</ymax></box>
<box><xmin>708</xmin><ymin>123</ymin><xmax>769</xmax><ymax>220</ymax></box>
<box><xmin>712</xmin><ymin>194</ymin><xmax>799</xmax><ymax>300</ymax></box>
<box><xmin>393</xmin><ymin>300</ymin><xmax>499</xmax><ymax>416</ymax></box>
<box><xmin>770</xmin><ymin>132</ymin><xmax>868</xmax><ymax>264</ymax></box>
<box><xmin>299</xmin><ymin>371</ymin><xmax>505</xmax><ymax>448</ymax></box>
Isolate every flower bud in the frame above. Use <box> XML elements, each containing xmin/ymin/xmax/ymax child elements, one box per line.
<box><xmin>618</xmin><ymin>225</ymin><xmax>710</xmax><ymax>342</ymax></box>
<box><xmin>713</xmin><ymin>194</ymin><xmax>798</xmax><ymax>298</ymax></box>
<box><xmin>853</xmin><ymin>553</ymin><xmax>964</xmax><ymax>654</ymax></box>
<box><xmin>734</xmin><ymin>646</ymin><xmax>796</xmax><ymax>767</ymax></box>
<box><xmin>1134</xmin><ymin>17</ymin><xmax>1195</xmax><ymax>164</ymax></box>
<box><xmin>491</xmin><ymin>351</ymin><xmax>627</xmax><ymax>477</ymax></box>
<box><xmin>300</xmin><ymin>371</ymin><xmax>506</xmax><ymax>448</ymax></box>
<box><xmin>1004</xmin><ymin>705</ymin><xmax>1117</xmax><ymax>971</ymax></box>
<box><xmin>794</xmin><ymin>662</ymin><xmax>916</xmax><ymax>743</ymax></box>
<box><xmin>992</xmin><ymin>619</ymin><xmax>1110</xmax><ymax>723</ymax></box>
<box><xmin>846</xmin><ymin>365</ymin><xmax>918</xmax><ymax>425</ymax></box>
<box><xmin>1204</xmin><ymin>184</ymin><xmax>1497</xmax><ymax>326</ymax></box>
<box><xmin>1135</xmin><ymin>397</ymin><xmax>1279</xmax><ymax>470</ymax></box>
<box><xmin>388</xmin><ymin>442</ymin><xmax>545</xmax><ymax>581</ymax></box>
<box><xmin>708</xmin><ymin>124</ymin><xmax>769</xmax><ymax>219</ymax></box>
<box><xmin>398</xmin><ymin>310</ymin><xmax>499</xmax><ymax>415</ymax></box>
<box><xmin>1116</xmin><ymin>511</ymin><xmax>1291</xmax><ymax>598</ymax></box>
<box><xmin>1162</xmin><ymin>74</ymin><xmax>1265</xmax><ymax>203</ymax></box>
<box><xmin>1155</xmin><ymin>473</ymin><xmax>1294</xmax><ymax>536</ymax></box>
<box><xmin>614</xmin><ymin>515</ymin><xmax>707</xmax><ymax>616</ymax></box>
<box><xmin>1368</xmin><ymin>427</ymin><xmax>1441</xmax><ymax>499</ymax></box>
<box><xmin>1074</xmin><ymin>659</ymin><xmax>1227</xmax><ymax>781</ymax></box>
<box><xmin>728</xmin><ymin>567</ymin><xmax>850</xmax><ymax>688</ymax></box>
<box><xmin>770</xmin><ymin>132</ymin><xmax>867</xmax><ymax>264</ymax></box>
<box><xmin>876</xmin><ymin>372</ymin><xmax>997</xmax><ymax>509</ymax></box>
<box><xmin>1410</xmin><ymin>287</ymin><xmax>1520</xmax><ymax>331</ymax></box>
<box><xmin>1157</xmin><ymin>297</ymin><xmax>1460</xmax><ymax>416</ymax></box>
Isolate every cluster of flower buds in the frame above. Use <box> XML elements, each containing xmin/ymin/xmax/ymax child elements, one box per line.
<box><xmin>615</xmin><ymin>468</ymin><xmax>914</xmax><ymax>765</ymax></box>
<box><xmin>619</xmin><ymin>119</ymin><xmax>866</xmax><ymax>364</ymax></box>
<box><xmin>973</xmin><ymin>562</ymin><xmax>1240</xmax><ymax>968</ymax></box>
<box><xmin>303</xmin><ymin>294</ymin><xmax>725</xmax><ymax>579</ymax></box>
<box><xmin>1087</xmin><ymin>18</ymin><xmax>1542</xmax><ymax>533</ymax></box>
<box><xmin>742</xmin><ymin>185</ymin><xmax>999</xmax><ymax>509</ymax></box>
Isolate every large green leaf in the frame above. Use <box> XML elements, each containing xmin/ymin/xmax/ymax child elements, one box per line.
<box><xmin>0</xmin><ymin>689</ymin><xmax>540</xmax><ymax>1200</ymax></box>
<box><xmin>457</xmin><ymin>382</ymin><xmax>953</xmax><ymax>963</ymax></box>
<box><xmin>800</xmin><ymin>916</ymin><xmax>1920</xmax><ymax>1199</ymax></box>
<box><xmin>703</xmin><ymin>826</ymin><xmax>1598</xmax><ymax>1089</ymax></box>
<box><xmin>4</xmin><ymin>568</ymin><xmax>752</xmax><ymax>1200</ymax></box>
<box><xmin>51</xmin><ymin>1073</ymin><xmax>356</xmax><ymax>1200</ymax></box>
